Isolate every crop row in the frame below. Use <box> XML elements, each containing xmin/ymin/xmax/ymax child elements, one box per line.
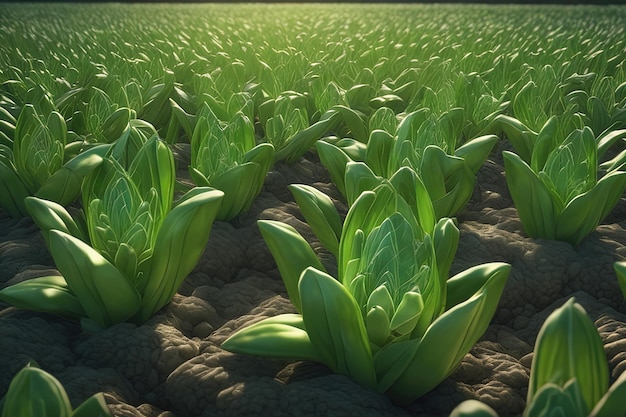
<box><xmin>0</xmin><ymin>3</ymin><xmax>625</xmax><ymax>416</ymax></box>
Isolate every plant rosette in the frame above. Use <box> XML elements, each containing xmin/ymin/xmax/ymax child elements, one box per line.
<box><xmin>223</xmin><ymin>183</ymin><xmax>510</xmax><ymax>405</ymax></box>
<box><xmin>0</xmin><ymin>136</ymin><xmax>224</xmax><ymax>329</ymax></box>
<box><xmin>503</xmin><ymin>118</ymin><xmax>626</xmax><ymax>246</ymax></box>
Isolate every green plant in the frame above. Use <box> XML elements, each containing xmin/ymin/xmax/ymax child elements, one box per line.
<box><xmin>449</xmin><ymin>297</ymin><xmax>626</xmax><ymax>417</ymax></box>
<box><xmin>387</xmin><ymin>109</ymin><xmax>498</xmax><ymax>218</ymax></box>
<box><xmin>259</xmin><ymin>91</ymin><xmax>342</xmax><ymax>163</ymax></box>
<box><xmin>223</xmin><ymin>183</ymin><xmax>509</xmax><ymax>405</ymax></box>
<box><xmin>0</xmin><ymin>137</ymin><xmax>224</xmax><ymax>329</ymax></box>
<box><xmin>0</xmin><ymin>104</ymin><xmax>107</xmax><ymax>218</ymax></box>
<box><xmin>503</xmin><ymin>117</ymin><xmax>626</xmax><ymax>245</ymax></box>
<box><xmin>139</xmin><ymin>69</ymin><xmax>195</xmax><ymax>139</ymax></box>
<box><xmin>188</xmin><ymin>102</ymin><xmax>274</xmax><ymax>221</ymax></box>
<box><xmin>316</xmin><ymin>107</ymin><xmax>498</xmax><ymax>220</ymax></box>
<box><xmin>1</xmin><ymin>361</ymin><xmax>111</xmax><ymax>417</ymax></box>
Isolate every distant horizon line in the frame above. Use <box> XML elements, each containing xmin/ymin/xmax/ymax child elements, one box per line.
<box><xmin>0</xmin><ymin>0</ymin><xmax>623</xmax><ymax>4</ymax></box>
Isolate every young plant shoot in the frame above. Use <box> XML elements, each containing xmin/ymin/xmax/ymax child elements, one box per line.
<box><xmin>189</xmin><ymin>101</ymin><xmax>274</xmax><ymax>221</ymax></box>
<box><xmin>0</xmin><ymin>136</ymin><xmax>224</xmax><ymax>329</ymax></box>
<box><xmin>503</xmin><ymin>117</ymin><xmax>626</xmax><ymax>245</ymax></box>
<box><xmin>223</xmin><ymin>183</ymin><xmax>509</xmax><ymax>405</ymax></box>
<box><xmin>0</xmin><ymin>104</ymin><xmax>108</xmax><ymax>218</ymax></box>
<box><xmin>449</xmin><ymin>298</ymin><xmax>626</xmax><ymax>417</ymax></box>
<box><xmin>1</xmin><ymin>361</ymin><xmax>111</xmax><ymax>417</ymax></box>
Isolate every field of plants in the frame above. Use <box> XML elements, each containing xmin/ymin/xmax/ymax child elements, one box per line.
<box><xmin>1</xmin><ymin>2</ymin><xmax>626</xmax><ymax>416</ymax></box>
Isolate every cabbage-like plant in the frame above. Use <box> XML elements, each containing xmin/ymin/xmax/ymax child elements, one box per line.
<box><xmin>317</xmin><ymin>107</ymin><xmax>498</xmax><ymax>219</ymax></box>
<box><xmin>503</xmin><ymin>117</ymin><xmax>626</xmax><ymax>245</ymax></box>
<box><xmin>223</xmin><ymin>182</ymin><xmax>509</xmax><ymax>405</ymax></box>
<box><xmin>259</xmin><ymin>91</ymin><xmax>343</xmax><ymax>163</ymax></box>
<box><xmin>1</xmin><ymin>361</ymin><xmax>111</xmax><ymax>417</ymax></box>
<box><xmin>0</xmin><ymin>136</ymin><xmax>224</xmax><ymax>329</ymax></box>
<box><xmin>189</xmin><ymin>102</ymin><xmax>274</xmax><ymax>221</ymax></box>
<box><xmin>449</xmin><ymin>298</ymin><xmax>626</xmax><ymax>417</ymax></box>
<box><xmin>386</xmin><ymin>108</ymin><xmax>498</xmax><ymax>218</ymax></box>
<box><xmin>139</xmin><ymin>69</ymin><xmax>195</xmax><ymax>139</ymax></box>
<box><xmin>0</xmin><ymin>104</ymin><xmax>107</xmax><ymax>218</ymax></box>
<box><xmin>56</xmin><ymin>86</ymin><xmax>126</xmax><ymax>144</ymax></box>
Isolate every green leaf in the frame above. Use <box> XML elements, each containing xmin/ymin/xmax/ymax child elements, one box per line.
<box><xmin>299</xmin><ymin>267</ymin><xmax>377</xmax><ymax>389</ymax></box>
<box><xmin>541</xmin><ymin>127</ymin><xmax>597</xmax><ymax>208</ymax></box>
<box><xmin>525</xmin><ymin>381</ymin><xmax>588</xmax><ymax>417</ymax></box>
<box><xmin>528</xmin><ymin>298</ymin><xmax>609</xmax><ymax>413</ymax></box>
<box><xmin>316</xmin><ymin>140</ymin><xmax>351</xmax><ymax>197</ymax></box>
<box><xmin>365</xmin><ymin>129</ymin><xmax>394</xmax><ymax>178</ymax></box>
<box><xmin>24</xmin><ymin>197</ymin><xmax>89</xmax><ymax>242</ymax></box>
<box><xmin>420</xmin><ymin>145</ymin><xmax>475</xmax><ymax>218</ymax></box>
<box><xmin>446</xmin><ymin>262</ymin><xmax>511</xmax><ymax>310</ymax></box>
<box><xmin>388</xmin><ymin>166</ymin><xmax>435</xmax><ymax>236</ymax></box>
<box><xmin>128</xmin><ymin>136</ymin><xmax>175</xmax><ymax>221</ymax></box>
<box><xmin>531</xmin><ymin>116</ymin><xmax>560</xmax><ymax>173</ymax></box>
<box><xmin>211</xmin><ymin>162</ymin><xmax>263</xmax><ymax>221</ymax></box>
<box><xmin>258</xmin><ymin>220</ymin><xmax>326</xmax><ymax>313</ymax></box>
<box><xmin>14</xmin><ymin>106</ymin><xmax>66</xmax><ymax>193</ymax></box>
<box><xmin>170</xmin><ymin>98</ymin><xmax>196</xmax><ymax>140</ymax></box>
<box><xmin>368</xmin><ymin>107</ymin><xmax>398</xmax><ymax>135</ymax></box>
<box><xmin>100</xmin><ymin>107</ymin><xmax>132</xmax><ymax>143</ymax></box>
<box><xmin>366</xmin><ymin>285</ymin><xmax>395</xmax><ymax>317</ymax></box>
<box><xmin>275</xmin><ymin>109</ymin><xmax>341</xmax><ymax>163</ymax></box>
<box><xmin>384</xmin><ymin>262</ymin><xmax>508</xmax><ymax>405</ymax></box>
<box><xmin>0</xmin><ymin>159</ymin><xmax>30</xmax><ymax>218</ymax></box>
<box><xmin>556</xmin><ymin>170</ymin><xmax>626</xmax><ymax>245</ymax></box>
<box><xmin>358</xmin><ymin>213</ymin><xmax>419</xmax><ymax>308</ymax></box>
<box><xmin>137</xmin><ymin>188</ymin><xmax>223</xmax><ymax>323</ymax></box>
<box><xmin>344</xmin><ymin>161</ymin><xmax>382</xmax><ymax>207</ymax></box>
<box><xmin>374</xmin><ymin>337</ymin><xmax>420</xmax><ymax>394</ymax></box>
<box><xmin>36</xmin><ymin>145</ymin><xmax>107</xmax><ymax>206</ymax></box>
<box><xmin>289</xmin><ymin>184</ymin><xmax>342</xmax><ymax>257</ymax></box>
<box><xmin>366</xmin><ymin>306</ymin><xmax>391</xmax><ymax>347</ymax></box>
<box><xmin>335</xmin><ymin>138</ymin><xmax>367</xmax><ymax>162</ymax></box>
<box><xmin>432</xmin><ymin>218</ymin><xmax>460</xmax><ymax>284</ymax></box>
<box><xmin>494</xmin><ymin>114</ymin><xmax>536</xmax><ymax>163</ymax></box>
<box><xmin>597</xmin><ymin>129</ymin><xmax>626</xmax><ymax>158</ymax></box>
<box><xmin>454</xmin><ymin>134</ymin><xmax>499</xmax><ymax>175</ymax></box>
<box><xmin>614</xmin><ymin>261</ymin><xmax>626</xmax><ymax>301</ymax></box>
<box><xmin>589</xmin><ymin>370</ymin><xmax>626</xmax><ymax>417</ymax></box>
<box><xmin>0</xmin><ymin>275</ymin><xmax>85</xmax><ymax>318</ymax></box>
<box><xmin>338</xmin><ymin>184</ymin><xmax>398</xmax><ymax>285</ymax></box>
<box><xmin>189</xmin><ymin>166</ymin><xmax>211</xmax><ymax>187</ymax></box>
<box><xmin>503</xmin><ymin>151</ymin><xmax>558</xmax><ymax>239</ymax></box>
<box><xmin>222</xmin><ymin>314</ymin><xmax>320</xmax><ymax>361</ymax></box>
<box><xmin>71</xmin><ymin>393</ymin><xmax>112</xmax><ymax>417</ymax></box>
<box><xmin>389</xmin><ymin>292</ymin><xmax>423</xmax><ymax>336</ymax></box>
<box><xmin>49</xmin><ymin>230</ymin><xmax>141</xmax><ymax>328</ymax></box>
<box><xmin>1</xmin><ymin>363</ymin><xmax>73</xmax><ymax>417</ymax></box>
<box><xmin>242</xmin><ymin>142</ymin><xmax>275</xmax><ymax>202</ymax></box>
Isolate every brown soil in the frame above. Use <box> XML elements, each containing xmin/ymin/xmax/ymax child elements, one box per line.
<box><xmin>2</xmin><ymin>141</ymin><xmax>626</xmax><ymax>417</ymax></box>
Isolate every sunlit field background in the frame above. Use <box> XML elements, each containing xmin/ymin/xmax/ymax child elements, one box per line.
<box><xmin>1</xmin><ymin>2</ymin><xmax>623</xmax><ymax>125</ymax></box>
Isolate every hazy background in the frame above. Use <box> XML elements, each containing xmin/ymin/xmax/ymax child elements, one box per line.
<box><xmin>0</xmin><ymin>0</ymin><xmax>624</xmax><ymax>4</ymax></box>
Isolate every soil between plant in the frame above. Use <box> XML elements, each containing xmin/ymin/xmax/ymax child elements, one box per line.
<box><xmin>1</xmin><ymin>141</ymin><xmax>626</xmax><ymax>417</ymax></box>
